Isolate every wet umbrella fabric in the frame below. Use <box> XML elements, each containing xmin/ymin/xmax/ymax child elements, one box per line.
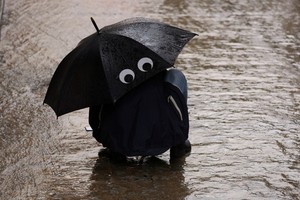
<box><xmin>44</xmin><ymin>17</ymin><xmax>196</xmax><ymax>116</ymax></box>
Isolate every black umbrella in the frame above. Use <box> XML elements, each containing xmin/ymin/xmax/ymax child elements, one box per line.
<box><xmin>44</xmin><ymin>17</ymin><xmax>196</xmax><ymax>116</ymax></box>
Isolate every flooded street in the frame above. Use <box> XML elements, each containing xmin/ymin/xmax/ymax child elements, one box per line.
<box><xmin>0</xmin><ymin>0</ymin><xmax>299</xmax><ymax>199</ymax></box>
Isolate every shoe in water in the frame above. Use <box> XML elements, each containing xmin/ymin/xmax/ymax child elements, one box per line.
<box><xmin>170</xmin><ymin>139</ymin><xmax>191</xmax><ymax>159</ymax></box>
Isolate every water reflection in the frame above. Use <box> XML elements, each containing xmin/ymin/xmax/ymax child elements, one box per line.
<box><xmin>89</xmin><ymin>150</ymin><xmax>189</xmax><ymax>200</ymax></box>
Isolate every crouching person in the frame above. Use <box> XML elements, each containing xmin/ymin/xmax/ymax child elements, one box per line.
<box><xmin>89</xmin><ymin>69</ymin><xmax>191</xmax><ymax>160</ymax></box>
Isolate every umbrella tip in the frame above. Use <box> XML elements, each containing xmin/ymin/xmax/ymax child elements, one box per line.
<box><xmin>90</xmin><ymin>17</ymin><xmax>100</xmax><ymax>34</ymax></box>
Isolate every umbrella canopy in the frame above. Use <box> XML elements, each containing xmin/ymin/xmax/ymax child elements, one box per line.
<box><xmin>44</xmin><ymin>17</ymin><xmax>196</xmax><ymax>116</ymax></box>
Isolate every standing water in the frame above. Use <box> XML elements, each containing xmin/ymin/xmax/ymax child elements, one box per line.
<box><xmin>0</xmin><ymin>0</ymin><xmax>299</xmax><ymax>199</ymax></box>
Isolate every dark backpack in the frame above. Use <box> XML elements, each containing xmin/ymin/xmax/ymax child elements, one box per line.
<box><xmin>89</xmin><ymin>72</ymin><xmax>189</xmax><ymax>156</ymax></box>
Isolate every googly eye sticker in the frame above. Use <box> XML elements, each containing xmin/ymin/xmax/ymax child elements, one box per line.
<box><xmin>137</xmin><ymin>57</ymin><xmax>153</xmax><ymax>72</ymax></box>
<box><xmin>118</xmin><ymin>57</ymin><xmax>154</xmax><ymax>84</ymax></box>
<box><xmin>119</xmin><ymin>69</ymin><xmax>135</xmax><ymax>84</ymax></box>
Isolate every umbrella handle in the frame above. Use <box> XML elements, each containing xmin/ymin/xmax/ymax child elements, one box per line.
<box><xmin>91</xmin><ymin>17</ymin><xmax>100</xmax><ymax>34</ymax></box>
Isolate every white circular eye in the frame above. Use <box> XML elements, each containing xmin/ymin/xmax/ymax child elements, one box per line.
<box><xmin>119</xmin><ymin>69</ymin><xmax>135</xmax><ymax>84</ymax></box>
<box><xmin>137</xmin><ymin>57</ymin><xmax>153</xmax><ymax>72</ymax></box>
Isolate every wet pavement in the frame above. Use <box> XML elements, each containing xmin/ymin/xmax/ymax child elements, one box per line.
<box><xmin>0</xmin><ymin>0</ymin><xmax>300</xmax><ymax>199</ymax></box>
